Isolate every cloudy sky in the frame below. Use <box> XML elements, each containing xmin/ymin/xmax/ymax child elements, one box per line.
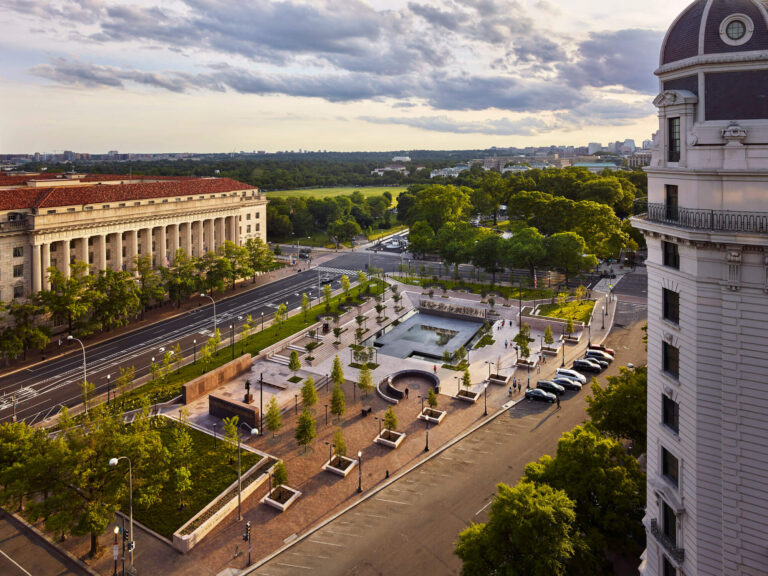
<box><xmin>0</xmin><ymin>0</ymin><xmax>687</xmax><ymax>153</ymax></box>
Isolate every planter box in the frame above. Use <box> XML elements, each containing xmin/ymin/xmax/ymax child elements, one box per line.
<box><xmin>488</xmin><ymin>373</ymin><xmax>511</xmax><ymax>386</ymax></box>
<box><xmin>516</xmin><ymin>360</ymin><xmax>536</xmax><ymax>368</ymax></box>
<box><xmin>375</xmin><ymin>429</ymin><xmax>406</xmax><ymax>449</ymax></box>
<box><xmin>418</xmin><ymin>407</ymin><xmax>446</xmax><ymax>425</ymax></box>
<box><xmin>323</xmin><ymin>455</ymin><xmax>358</xmax><ymax>477</ymax></box>
<box><xmin>455</xmin><ymin>390</ymin><xmax>479</xmax><ymax>403</ymax></box>
<box><xmin>564</xmin><ymin>334</ymin><xmax>581</xmax><ymax>344</ymax></box>
<box><xmin>541</xmin><ymin>346</ymin><xmax>559</xmax><ymax>356</ymax></box>
<box><xmin>262</xmin><ymin>486</ymin><xmax>301</xmax><ymax>512</ymax></box>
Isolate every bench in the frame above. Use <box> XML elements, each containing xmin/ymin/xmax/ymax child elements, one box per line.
<box><xmin>361</xmin><ymin>405</ymin><xmax>372</xmax><ymax>417</ymax></box>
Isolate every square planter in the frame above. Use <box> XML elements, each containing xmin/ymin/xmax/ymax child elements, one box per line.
<box><xmin>323</xmin><ymin>455</ymin><xmax>358</xmax><ymax>477</ymax></box>
<box><xmin>541</xmin><ymin>346</ymin><xmax>559</xmax><ymax>356</ymax></box>
<box><xmin>516</xmin><ymin>360</ymin><xmax>536</xmax><ymax>368</ymax></box>
<box><xmin>375</xmin><ymin>429</ymin><xmax>406</xmax><ymax>449</ymax></box>
<box><xmin>455</xmin><ymin>390</ymin><xmax>479</xmax><ymax>403</ymax></box>
<box><xmin>418</xmin><ymin>407</ymin><xmax>446</xmax><ymax>425</ymax></box>
<box><xmin>262</xmin><ymin>486</ymin><xmax>301</xmax><ymax>512</ymax></box>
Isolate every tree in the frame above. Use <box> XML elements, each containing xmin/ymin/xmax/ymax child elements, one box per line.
<box><xmin>356</xmin><ymin>270</ymin><xmax>368</xmax><ymax>297</ymax></box>
<box><xmin>544</xmin><ymin>325</ymin><xmax>554</xmax><ymax>347</ymax></box>
<box><xmin>409</xmin><ymin>184</ymin><xmax>472</xmax><ymax>232</ymax></box>
<box><xmin>244</xmin><ymin>237</ymin><xmax>274</xmax><ymax>282</ymax></box>
<box><xmin>462</xmin><ymin>368</ymin><xmax>472</xmax><ymax>391</ymax></box>
<box><xmin>586</xmin><ymin>366</ymin><xmax>647</xmax><ymax>455</ymax></box>
<box><xmin>37</xmin><ymin>260</ymin><xmax>93</xmax><ymax>334</ymax></box>
<box><xmin>437</xmin><ymin>221</ymin><xmax>477</xmax><ymax>278</ymax></box>
<box><xmin>513</xmin><ymin>324</ymin><xmax>532</xmax><ymax>360</ymax></box>
<box><xmin>198</xmin><ymin>252</ymin><xmax>231</xmax><ymax>295</ymax></box>
<box><xmin>565</xmin><ymin>317</ymin><xmax>575</xmax><ymax>337</ymax></box>
<box><xmin>274</xmin><ymin>303</ymin><xmax>287</xmax><ymax>331</ymax></box>
<box><xmin>80</xmin><ymin>380</ymin><xmax>95</xmax><ymax>415</ymax></box>
<box><xmin>340</xmin><ymin>275</ymin><xmax>350</xmax><ymax>300</ymax></box>
<box><xmin>472</xmin><ymin>232</ymin><xmax>507</xmax><ymax>285</ymax></box>
<box><xmin>4</xmin><ymin>300</ymin><xmax>50</xmax><ymax>361</ymax></box>
<box><xmin>272</xmin><ymin>460</ymin><xmax>288</xmax><ymax>488</ymax></box>
<box><xmin>114</xmin><ymin>365</ymin><xmax>135</xmax><ymax>399</ymax></box>
<box><xmin>132</xmin><ymin>255</ymin><xmax>165</xmax><ymax>319</ymax></box>
<box><xmin>331</xmin><ymin>355</ymin><xmax>344</xmax><ymax>387</ymax></box>
<box><xmin>545</xmin><ymin>232</ymin><xmax>598</xmax><ymax>284</ymax></box>
<box><xmin>301</xmin><ymin>376</ymin><xmax>318</xmax><ymax>410</ymax></box>
<box><xmin>383</xmin><ymin>406</ymin><xmax>398</xmax><ymax>432</ymax></box>
<box><xmin>427</xmin><ymin>387</ymin><xmax>438</xmax><ymax>409</ymax></box>
<box><xmin>241</xmin><ymin>315</ymin><xmax>252</xmax><ymax>353</ymax></box>
<box><xmin>330</xmin><ymin>382</ymin><xmax>346</xmax><ymax>420</ymax></box>
<box><xmin>328</xmin><ymin>218</ymin><xmax>362</xmax><ymax>245</ymax></box>
<box><xmin>174</xmin><ymin>467</ymin><xmax>193</xmax><ymax>510</ymax></box>
<box><xmin>301</xmin><ymin>292</ymin><xmax>310</xmax><ymax>321</ymax></box>
<box><xmin>288</xmin><ymin>350</ymin><xmax>301</xmax><ymax>377</ymax></box>
<box><xmin>222</xmin><ymin>416</ymin><xmax>239</xmax><ymax>463</ymax></box>
<box><xmin>523</xmin><ymin>425</ymin><xmax>646</xmax><ymax>567</ymax></box>
<box><xmin>322</xmin><ymin>283</ymin><xmax>332</xmax><ymax>312</ymax></box>
<box><xmin>455</xmin><ymin>481</ymin><xmax>577</xmax><ymax>576</ymax></box>
<box><xmin>333</xmin><ymin>428</ymin><xmax>347</xmax><ymax>458</ymax></box>
<box><xmin>264</xmin><ymin>397</ymin><xmax>282</xmax><ymax>437</ymax></box>
<box><xmin>506</xmin><ymin>227</ymin><xmax>547</xmax><ymax>282</ymax></box>
<box><xmin>295</xmin><ymin>408</ymin><xmax>316</xmax><ymax>452</ymax></box>
<box><xmin>408</xmin><ymin>220</ymin><xmax>435</xmax><ymax>257</ymax></box>
<box><xmin>160</xmin><ymin>249</ymin><xmax>198</xmax><ymax>308</ymax></box>
<box><xmin>357</xmin><ymin>363</ymin><xmax>374</xmax><ymax>397</ymax></box>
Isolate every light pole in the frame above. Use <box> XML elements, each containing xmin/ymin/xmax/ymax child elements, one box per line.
<box><xmin>325</xmin><ymin>441</ymin><xmax>335</xmax><ymax>464</ymax></box>
<box><xmin>212</xmin><ymin>423</ymin><xmax>217</xmax><ymax>448</ymax></box>
<box><xmin>602</xmin><ymin>305</ymin><xmax>606</xmax><ymax>330</ymax></box>
<box><xmin>237</xmin><ymin>424</ymin><xmax>258</xmax><ymax>521</ymax></box>
<box><xmin>485</xmin><ymin>360</ymin><xmax>492</xmax><ymax>379</ymax></box>
<box><xmin>229</xmin><ymin>323</ymin><xmax>234</xmax><ymax>360</ymax></box>
<box><xmin>374</xmin><ymin>416</ymin><xmax>382</xmax><ymax>436</ymax></box>
<box><xmin>259</xmin><ymin>373</ymin><xmax>264</xmax><ymax>436</ymax></box>
<box><xmin>294</xmin><ymin>394</ymin><xmax>298</xmax><ymax>414</ymax></box>
<box><xmin>561</xmin><ymin>325</ymin><xmax>566</xmax><ymax>367</ymax></box>
<box><xmin>324</xmin><ymin>403</ymin><xmax>328</xmax><ymax>425</ymax></box>
<box><xmin>483</xmin><ymin>383</ymin><xmax>488</xmax><ymax>416</ymax></box>
<box><xmin>106</xmin><ymin>374</ymin><xmax>111</xmax><ymax>405</ymax></box>
<box><xmin>357</xmin><ymin>451</ymin><xmax>363</xmax><ymax>493</ymax></box>
<box><xmin>518</xmin><ymin>279</ymin><xmax>523</xmax><ymax>328</ymax></box>
<box><xmin>588</xmin><ymin>321</ymin><xmax>591</xmax><ymax>346</ymax></box>
<box><xmin>108</xmin><ymin>456</ymin><xmax>134</xmax><ymax>573</ymax></box>
<box><xmin>424</xmin><ymin>416</ymin><xmax>430</xmax><ymax>452</ymax></box>
<box><xmin>151</xmin><ymin>357</ymin><xmax>155</xmax><ymax>381</ymax></box>
<box><xmin>67</xmin><ymin>335</ymin><xmax>87</xmax><ymax>415</ymax></box>
<box><xmin>200</xmin><ymin>293</ymin><xmax>216</xmax><ymax>334</ymax></box>
<box><xmin>113</xmin><ymin>525</ymin><xmax>119</xmax><ymax>576</ymax></box>
<box><xmin>261</xmin><ymin>311</ymin><xmax>264</xmax><ymax>332</ymax></box>
<box><xmin>193</xmin><ymin>339</ymin><xmax>197</xmax><ymax>364</ymax></box>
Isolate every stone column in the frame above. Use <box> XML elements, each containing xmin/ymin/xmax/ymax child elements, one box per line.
<box><xmin>204</xmin><ymin>219</ymin><xmax>214</xmax><ymax>254</ymax></box>
<box><xmin>60</xmin><ymin>239</ymin><xmax>71</xmax><ymax>278</ymax></box>
<box><xmin>214</xmin><ymin>218</ymin><xmax>224</xmax><ymax>251</ymax></box>
<box><xmin>112</xmin><ymin>232</ymin><xmax>124</xmax><ymax>272</ymax></box>
<box><xmin>227</xmin><ymin>215</ymin><xmax>238</xmax><ymax>244</ymax></box>
<box><xmin>41</xmin><ymin>242</ymin><xmax>50</xmax><ymax>290</ymax></box>
<box><xmin>32</xmin><ymin>243</ymin><xmax>42</xmax><ymax>293</ymax></box>
<box><xmin>125</xmin><ymin>230</ymin><xmax>138</xmax><ymax>271</ymax></box>
<box><xmin>94</xmin><ymin>234</ymin><xmax>107</xmax><ymax>272</ymax></box>
<box><xmin>156</xmin><ymin>225</ymin><xmax>167</xmax><ymax>267</ymax></box>
<box><xmin>74</xmin><ymin>237</ymin><xmax>88</xmax><ymax>266</ymax></box>
<box><xmin>181</xmin><ymin>222</ymin><xmax>192</xmax><ymax>256</ymax></box>
<box><xmin>168</xmin><ymin>224</ymin><xmax>179</xmax><ymax>263</ymax></box>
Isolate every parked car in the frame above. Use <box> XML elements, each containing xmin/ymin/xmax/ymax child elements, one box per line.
<box><xmin>572</xmin><ymin>359</ymin><xmax>602</xmax><ymax>373</ymax></box>
<box><xmin>555</xmin><ymin>368</ymin><xmax>587</xmax><ymax>384</ymax></box>
<box><xmin>588</xmin><ymin>344</ymin><xmax>615</xmax><ymax>356</ymax></box>
<box><xmin>552</xmin><ymin>377</ymin><xmax>582</xmax><ymax>391</ymax></box>
<box><xmin>537</xmin><ymin>380</ymin><xmax>565</xmax><ymax>396</ymax></box>
<box><xmin>585</xmin><ymin>349</ymin><xmax>614</xmax><ymax>363</ymax></box>
<box><xmin>583</xmin><ymin>356</ymin><xmax>609</xmax><ymax>370</ymax></box>
<box><xmin>525</xmin><ymin>388</ymin><xmax>556</xmax><ymax>403</ymax></box>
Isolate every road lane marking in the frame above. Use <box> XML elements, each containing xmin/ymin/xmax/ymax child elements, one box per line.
<box><xmin>475</xmin><ymin>499</ymin><xmax>494</xmax><ymax>516</ymax></box>
<box><xmin>275</xmin><ymin>562</ymin><xmax>312</xmax><ymax>569</ymax></box>
<box><xmin>0</xmin><ymin>548</ymin><xmax>32</xmax><ymax>576</ymax></box>
<box><xmin>375</xmin><ymin>497</ymin><xmax>408</xmax><ymax>505</ymax></box>
<box><xmin>308</xmin><ymin>539</ymin><xmax>344</xmax><ymax>548</ymax></box>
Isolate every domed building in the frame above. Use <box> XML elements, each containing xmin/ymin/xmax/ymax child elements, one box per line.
<box><xmin>633</xmin><ymin>1</ymin><xmax>768</xmax><ymax>575</ymax></box>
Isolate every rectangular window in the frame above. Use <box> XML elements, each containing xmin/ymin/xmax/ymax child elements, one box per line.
<box><xmin>668</xmin><ymin>117</ymin><xmax>681</xmax><ymax>162</ymax></box>
<box><xmin>662</xmin><ymin>447</ymin><xmax>679</xmax><ymax>487</ymax></box>
<box><xmin>102</xmin><ymin>204</ymin><xmax>110</xmax><ymax>209</ymax></box>
<box><xmin>51</xmin><ymin>258</ymin><xmax>57</xmax><ymax>268</ymax></box>
<box><xmin>247</xmin><ymin>213</ymin><xmax>251</xmax><ymax>220</ymax></box>
<box><xmin>67</xmin><ymin>207</ymin><xmax>75</xmax><ymax>212</ymax></box>
<box><xmin>85</xmin><ymin>206</ymin><xmax>93</xmax><ymax>211</ymax></box>
<box><xmin>88</xmin><ymin>253</ymin><xmax>94</xmax><ymax>264</ymax></box>
<box><xmin>663</xmin><ymin>288</ymin><xmax>679</xmax><ymax>323</ymax></box>
<box><xmin>663</xmin><ymin>342</ymin><xmax>680</xmax><ymax>379</ymax></box>
<box><xmin>88</xmin><ymin>237</ymin><xmax>94</xmax><ymax>246</ymax></box>
<box><xmin>246</xmin><ymin>225</ymin><xmax>251</xmax><ymax>233</ymax></box>
<box><xmin>47</xmin><ymin>209</ymin><xmax>57</xmax><ymax>214</ymax></box>
<box><xmin>662</xmin><ymin>395</ymin><xmax>679</xmax><ymax>433</ymax></box>
<box><xmin>256</xmin><ymin>223</ymin><xmax>260</xmax><ymax>231</ymax></box>
<box><xmin>13</xmin><ymin>264</ymin><xmax>23</xmax><ymax>278</ymax></box>
<box><xmin>12</xmin><ymin>246</ymin><xmax>23</xmax><ymax>258</ymax></box>
<box><xmin>255</xmin><ymin>212</ymin><xmax>260</xmax><ymax>219</ymax></box>
<box><xmin>13</xmin><ymin>285</ymin><xmax>24</xmax><ymax>298</ymax></box>
<box><xmin>663</xmin><ymin>241</ymin><xmax>680</xmax><ymax>269</ymax></box>
<box><xmin>134</xmin><ymin>202</ymin><xmax>141</xmax><ymax>206</ymax></box>
<box><xmin>662</xmin><ymin>501</ymin><xmax>677</xmax><ymax>545</ymax></box>
<box><xmin>106</xmin><ymin>249</ymin><xmax>111</xmax><ymax>261</ymax></box>
<box><xmin>119</xmin><ymin>203</ymin><xmax>126</xmax><ymax>207</ymax></box>
<box><xmin>50</xmin><ymin>243</ymin><xmax>57</xmax><ymax>252</ymax></box>
<box><xmin>663</xmin><ymin>556</ymin><xmax>677</xmax><ymax>576</ymax></box>
<box><xmin>665</xmin><ymin>185</ymin><xmax>679</xmax><ymax>220</ymax></box>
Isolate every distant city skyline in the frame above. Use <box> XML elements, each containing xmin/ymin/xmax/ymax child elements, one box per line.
<box><xmin>0</xmin><ymin>0</ymin><xmax>689</xmax><ymax>153</ymax></box>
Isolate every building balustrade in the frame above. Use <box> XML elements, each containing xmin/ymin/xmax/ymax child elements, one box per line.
<box><xmin>650</xmin><ymin>518</ymin><xmax>685</xmax><ymax>564</ymax></box>
<box><xmin>636</xmin><ymin>201</ymin><xmax>768</xmax><ymax>234</ymax></box>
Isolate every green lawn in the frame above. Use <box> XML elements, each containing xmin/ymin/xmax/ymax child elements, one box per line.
<box><xmin>128</xmin><ymin>418</ymin><xmax>261</xmax><ymax>539</ymax></box>
<box><xmin>114</xmin><ymin>281</ymin><xmax>385</xmax><ymax>411</ymax></box>
<box><xmin>536</xmin><ymin>300</ymin><xmax>596</xmax><ymax>323</ymax></box>
<box><xmin>265</xmin><ymin>186</ymin><xmax>405</xmax><ymax>205</ymax></box>
<box><xmin>396</xmin><ymin>277</ymin><xmax>556</xmax><ymax>301</ymax></box>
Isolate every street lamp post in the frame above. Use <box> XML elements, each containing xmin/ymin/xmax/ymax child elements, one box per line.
<box><xmin>357</xmin><ymin>451</ymin><xmax>363</xmax><ymax>492</ymax></box>
<box><xmin>67</xmin><ymin>335</ymin><xmax>87</xmax><ymax>415</ymax></box>
<box><xmin>259</xmin><ymin>373</ymin><xmax>264</xmax><ymax>436</ymax></box>
<box><xmin>193</xmin><ymin>339</ymin><xmax>197</xmax><ymax>364</ymax></box>
<box><xmin>324</xmin><ymin>403</ymin><xmax>328</xmax><ymax>425</ymax></box>
<box><xmin>518</xmin><ymin>280</ymin><xmax>523</xmax><ymax>328</ymax></box>
<box><xmin>561</xmin><ymin>325</ymin><xmax>566</xmax><ymax>367</ymax></box>
<box><xmin>113</xmin><ymin>526</ymin><xmax>119</xmax><ymax>576</ymax></box>
<box><xmin>108</xmin><ymin>456</ymin><xmax>134</xmax><ymax>573</ymax></box>
<box><xmin>106</xmin><ymin>374</ymin><xmax>111</xmax><ymax>405</ymax></box>
<box><xmin>483</xmin><ymin>383</ymin><xmax>488</xmax><ymax>416</ymax></box>
<box><xmin>261</xmin><ymin>312</ymin><xmax>264</xmax><ymax>332</ymax></box>
<box><xmin>294</xmin><ymin>394</ymin><xmax>298</xmax><ymax>414</ymax></box>
<box><xmin>212</xmin><ymin>423</ymin><xmax>217</xmax><ymax>448</ymax></box>
<box><xmin>424</xmin><ymin>416</ymin><xmax>430</xmax><ymax>452</ymax></box>
<box><xmin>325</xmin><ymin>441</ymin><xmax>335</xmax><ymax>464</ymax></box>
<box><xmin>237</xmin><ymin>424</ymin><xmax>258</xmax><ymax>521</ymax></box>
<box><xmin>374</xmin><ymin>416</ymin><xmax>382</xmax><ymax>436</ymax></box>
<box><xmin>229</xmin><ymin>323</ymin><xmax>234</xmax><ymax>360</ymax></box>
<box><xmin>200</xmin><ymin>293</ymin><xmax>216</xmax><ymax>334</ymax></box>
<box><xmin>602</xmin><ymin>305</ymin><xmax>606</xmax><ymax>330</ymax></box>
<box><xmin>588</xmin><ymin>321</ymin><xmax>591</xmax><ymax>346</ymax></box>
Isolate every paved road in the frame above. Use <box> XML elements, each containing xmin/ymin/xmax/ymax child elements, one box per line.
<box><xmin>0</xmin><ymin>264</ymin><xmax>357</xmax><ymax>425</ymax></box>
<box><xmin>0</xmin><ymin>513</ymin><xmax>82</xmax><ymax>576</ymax></box>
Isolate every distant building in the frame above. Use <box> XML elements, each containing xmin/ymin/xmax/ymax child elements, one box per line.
<box><xmin>587</xmin><ymin>142</ymin><xmax>603</xmax><ymax>155</ymax></box>
<box><xmin>430</xmin><ymin>166</ymin><xmax>470</xmax><ymax>178</ymax></box>
<box><xmin>371</xmin><ymin>165</ymin><xmax>408</xmax><ymax>176</ymax></box>
<box><xmin>626</xmin><ymin>152</ymin><xmax>652</xmax><ymax>168</ymax></box>
<box><xmin>391</xmin><ymin>156</ymin><xmax>411</xmax><ymax>163</ymax></box>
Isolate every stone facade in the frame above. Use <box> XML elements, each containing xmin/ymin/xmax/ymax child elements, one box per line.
<box><xmin>633</xmin><ymin>2</ymin><xmax>768</xmax><ymax>575</ymax></box>
<box><xmin>0</xmin><ymin>174</ymin><xmax>267</xmax><ymax>301</ymax></box>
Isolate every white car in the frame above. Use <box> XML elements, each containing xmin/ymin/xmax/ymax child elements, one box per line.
<box><xmin>555</xmin><ymin>368</ymin><xmax>587</xmax><ymax>384</ymax></box>
<box><xmin>585</xmin><ymin>349</ymin><xmax>614</xmax><ymax>363</ymax></box>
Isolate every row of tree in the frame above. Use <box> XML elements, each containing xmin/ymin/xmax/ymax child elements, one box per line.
<box><xmin>0</xmin><ymin>238</ymin><xmax>274</xmax><ymax>363</ymax></box>
<box><xmin>455</xmin><ymin>366</ymin><xmax>648</xmax><ymax>575</ymax></box>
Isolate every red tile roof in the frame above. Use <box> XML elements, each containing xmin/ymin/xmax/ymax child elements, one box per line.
<box><xmin>0</xmin><ymin>173</ymin><xmax>191</xmax><ymax>187</ymax></box>
<box><xmin>0</xmin><ymin>178</ymin><xmax>256</xmax><ymax>211</ymax></box>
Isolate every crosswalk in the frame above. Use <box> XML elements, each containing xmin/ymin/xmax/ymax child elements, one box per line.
<box><xmin>315</xmin><ymin>266</ymin><xmax>363</xmax><ymax>277</ymax></box>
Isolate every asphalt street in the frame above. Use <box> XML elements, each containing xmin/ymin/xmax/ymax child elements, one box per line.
<box><xmin>0</xmin><ymin>513</ymin><xmax>81</xmax><ymax>576</ymax></box>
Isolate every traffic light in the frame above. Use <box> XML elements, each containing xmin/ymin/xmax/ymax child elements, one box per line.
<box><xmin>127</xmin><ymin>541</ymin><xmax>135</xmax><ymax>552</ymax></box>
<box><xmin>243</xmin><ymin>521</ymin><xmax>251</xmax><ymax>542</ymax></box>
<box><xmin>122</xmin><ymin>529</ymin><xmax>129</xmax><ymax>542</ymax></box>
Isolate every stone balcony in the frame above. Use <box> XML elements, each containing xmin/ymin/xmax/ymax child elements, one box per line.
<box><xmin>650</xmin><ymin>518</ymin><xmax>685</xmax><ymax>564</ymax></box>
<box><xmin>635</xmin><ymin>201</ymin><xmax>768</xmax><ymax>235</ymax></box>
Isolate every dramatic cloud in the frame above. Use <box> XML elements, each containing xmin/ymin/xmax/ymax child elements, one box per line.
<box><xmin>360</xmin><ymin>115</ymin><xmax>556</xmax><ymax>136</ymax></box>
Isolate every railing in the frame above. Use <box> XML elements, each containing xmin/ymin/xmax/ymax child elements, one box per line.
<box><xmin>650</xmin><ymin>518</ymin><xmax>685</xmax><ymax>564</ymax></box>
<box><xmin>0</xmin><ymin>218</ymin><xmax>31</xmax><ymax>231</ymax></box>
<box><xmin>636</xmin><ymin>201</ymin><xmax>768</xmax><ymax>234</ymax></box>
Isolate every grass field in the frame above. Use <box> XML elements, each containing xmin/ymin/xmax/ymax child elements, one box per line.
<box><xmin>265</xmin><ymin>186</ymin><xmax>406</xmax><ymax>204</ymax></box>
<box><xmin>537</xmin><ymin>300</ymin><xmax>596</xmax><ymax>323</ymax></box>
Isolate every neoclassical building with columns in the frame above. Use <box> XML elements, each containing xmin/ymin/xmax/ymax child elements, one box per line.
<box><xmin>0</xmin><ymin>173</ymin><xmax>267</xmax><ymax>300</ymax></box>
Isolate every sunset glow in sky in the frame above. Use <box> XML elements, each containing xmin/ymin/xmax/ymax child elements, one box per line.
<box><xmin>0</xmin><ymin>0</ymin><xmax>691</xmax><ymax>153</ymax></box>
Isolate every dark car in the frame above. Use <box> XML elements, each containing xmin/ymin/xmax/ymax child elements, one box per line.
<box><xmin>537</xmin><ymin>380</ymin><xmax>565</xmax><ymax>396</ymax></box>
<box><xmin>525</xmin><ymin>388</ymin><xmax>556</xmax><ymax>403</ymax></box>
<box><xmin>552</xmin><ymin>377</ymin><xmax>582</xmax><ymax>391</ymax></box>
<box><xmin>572</xmin><ymin>359</ymin><xmax>602</xmax><ymax>373</ymax></box>
<box><xmin>582</xmin><ymin>356</ymin><xmax>609</xmax><ymax>370</ymax></box>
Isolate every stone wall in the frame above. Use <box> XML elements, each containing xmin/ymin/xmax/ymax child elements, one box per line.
<box><xmin>182</xmin><ymin>354</ymin><xmax>253</xmax><ymax>404</ymax></box>
<box><xmin>209</xmin><ymin>393</ymin><xmax>259</xmax><ymax>428</ymax></box>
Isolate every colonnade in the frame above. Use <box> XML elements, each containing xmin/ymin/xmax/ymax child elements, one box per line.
<box><xmin>31</xmin><ymin>215</ymin><xmax>238</xmax><ymax>293</ymax></box>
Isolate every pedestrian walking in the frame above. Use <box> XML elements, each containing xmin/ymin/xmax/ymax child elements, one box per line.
<box><xmin>537</xmin><ymin>364</ymin><xmax>541</xmax><ymax>374</ymax></box>
<box><xmin>513</xmin><ymin>377</ymin><xmax>517</xmax><ymax>389</ymax></box>
<box><xmin>433</xmin><ymin>364</ymin><xmax>437</xmax><ymax>374</ymax></box>
<box><xmin>508</xmin><ymin>386</ymin><xmax>512</xmax><ymax>396</ymax></box>
<box><xmin>504</xmin><ymin>340</ymin><xmax>508</xmax><ymax>349</ymax></box>
<box><xmin>556</xmin><ymin>396</ymin><xmax>560</xmax><ymax>409</ymax></box>
<box><xmin>405</xmin><ymin>387</ymin><xmax>409</xmax><ymax>399</ymax></box>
